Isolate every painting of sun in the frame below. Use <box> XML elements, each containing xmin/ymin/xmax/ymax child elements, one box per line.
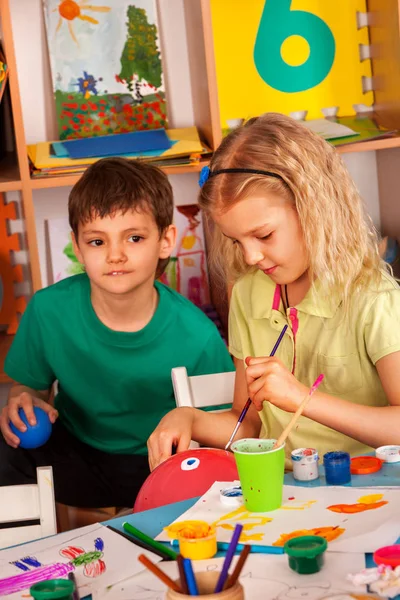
<box><xmin>53</xmin><ymin>1</ymin><xmax>111</xmax><ymax>45</ymax></box>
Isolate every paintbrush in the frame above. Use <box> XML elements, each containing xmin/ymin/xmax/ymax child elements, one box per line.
<box><xmin>225</xmin><ymin>324</ymin><xmax>288</xmax><ymax>451</ymax></box>
<box><xmin>273</xmin><ymin>373</ymin><xmax>324</xmax><ymax>449</ymax></box>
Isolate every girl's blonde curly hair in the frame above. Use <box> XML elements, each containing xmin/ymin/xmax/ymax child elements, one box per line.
<box><xmin>199</xmin><ymin>112</ymin><xmax>385</xmax><ymax>310</ymax></box>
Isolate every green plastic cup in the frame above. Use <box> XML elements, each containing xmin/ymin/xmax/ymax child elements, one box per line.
<box><xmin>231</xmin><ymin>438</ymin><xmax>285</xmax><ymax>512</ymax></box>
<box><xmin>30</xmin><ymin>579</ymin><xmax>74</xmax><ymax>600</ymax></box>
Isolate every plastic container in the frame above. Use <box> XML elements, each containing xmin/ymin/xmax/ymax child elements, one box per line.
<box><xmin>166</xmin><ymin>571</ymin><xmax>244</xmax><ymax>599</ymax></box>
<box><xmin>350</xmin><ymin>456</ymin><xmax>383</xmax><ymax>475</ymax></box>
<box><xmin>284</xmin><ymin>535</ymin><xmax>327</xmax><ymax>574</ymax></box>
<box><xmin>323</xmin><ymin>451</ymin><xmax>351</xmax><ymax>485</ymax></box>
<box><xmin>220</xmin><ymin>485</ymin><xmax>243</xmax><ymax>507</ymax></box>
<box><xmin>165</xmin><ymin>520</ymin><xmax>217</xmax><ymax>560</ymax></box>
<box><xmin>373</xmin><ymin>544</ymin><xmax>400</xmax><ymax>568</ymax></box>
<box><xmin>376</xmin><ymin>445</ymin><xmax>400</xmax><ymax>463</ymax></box>
<box><xmin>291</xmin><ymin>448</ymin><xmax>319</xmax><ymax>481</ymax></box>
<box><xmin>9</xmin><ymin>407</ymin><xmax>52</xmax><ymax>449</ymax></box>
<box><xmin>30</xmin><ymin>579</ymin><xmax>74</xmax><ymax>600</ymax></box>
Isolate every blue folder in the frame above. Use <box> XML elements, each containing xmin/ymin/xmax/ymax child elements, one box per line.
<box><xmin>60</xmin><ymin>129</ymin><xmax>172</xmax><ymax>160</ymax></box>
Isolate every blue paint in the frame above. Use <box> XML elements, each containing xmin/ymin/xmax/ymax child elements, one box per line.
<box><xmin>222</xmin><ymin>486</ymin><xmax>242</xmax><ymax>498</ymax></box>
<box><xmin>323</xmin><ymin>451</ymin><xmax>351</xmax><ymax>485</ymax></box>
<box><xmin>187</xmin><ymin>459</ymin><xmax>196</xmax><ymax>466</ymax></box>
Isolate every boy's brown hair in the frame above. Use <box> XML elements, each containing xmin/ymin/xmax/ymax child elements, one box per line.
<box><xmin>69</xmin><ymin>157</ymin><xmax>174</xmax><ymax>276</ymax></box>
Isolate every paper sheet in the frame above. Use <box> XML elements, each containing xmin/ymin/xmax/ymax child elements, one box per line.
<box><xmin>93</xmin><ymin>552</ymin><xmax>367</xmax><ymax>600</ymax></box>
<box><xmin>157</xmin><ymin>483</ymin><xmax>400</xmax><ymax>553</ymax></box>
<box><xmin>0</xmin><ymin>523</ymin><xmax>160</xmax><ymax>599</ymax></box>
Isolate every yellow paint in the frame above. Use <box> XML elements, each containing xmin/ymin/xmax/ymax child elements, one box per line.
<box><xmin>213</xmin><ymin>505</ymin><xmax>272</xmax><ymax>542</ymax></box>
<box><xmin>358</xmin><ymin>494</ymin><xmax>384</xmax><ymax>504</ymax></box>
<box><xmin>210</xmin><ymin>0</ymin><xmax>373</xmax><ymax>126</ymax></box>
<box><xmin>280</xmin><ymin>499</ymin><xmax>317</xmax><ymax>510</ymax></box>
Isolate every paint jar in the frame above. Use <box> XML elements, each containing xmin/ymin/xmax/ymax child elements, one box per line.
<box><xmin>284</xmin><ymin>535</ymin><xmax>327</xmax><ymax>574</ymax></box>
<box><xmin>168</xmin><ymin>520</ymin><xmax>217</xmax><ymax>560</ymax></box>
<box><xmin>373</xmin><ymin>544</ymin><xmax>400</xmax><ymax>568</ymax></box>
<box><xmin>376</xmin><ymin>445</ymin><xmax>400</xmax><ymax>463</ymax></box>
<box><xmin>30</xmin><ymin>579</ymin><xmax>74</xmax><ymax>600</ymax></box>
<box><xmin>323</xmin><ymin>451</ymin><xmax>351</xmax><ymax>485</ymax></box>
<box><xmin>291</xmin><ymin>448</ymin><xmax>319</xmax><ymax>481</ymax></box>
<box><xmin>220</xmin><ymin>485</ymin><xmax>243</xmax><ymax>507</ymax></box>
<box><xmin>166</xmin><ymin>571</ymin><xmax>244</xmax><ymax>599</ymax></box>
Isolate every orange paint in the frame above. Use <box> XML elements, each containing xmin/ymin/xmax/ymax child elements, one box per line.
<box><xmin>273</xmin><ymin>526</ymin><xmax>345</xmax><ymax>546</ymax></box>
<box><xmin>327</xmin><ymin>501</ymin><xmax>388</xmax><ymax>513</ymax></box>
<box><xmin>58</xmin><ymin>0</ymin><xmax>80</xmax><ymax>20</ymax></box>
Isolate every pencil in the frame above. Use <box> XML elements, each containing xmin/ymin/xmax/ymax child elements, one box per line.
<box><xmin>214</xmin><ymin>523</ymin><xmax>243</xmax><ymax>593</ymax></box>
<box><xmin>226</xmin><ymin>544</ymin><xmax>251</xmax><ymax>589</ymax></box>
<box><xmin>123</xmin><ymin>522</ymin><xmax>178</xmax><ymax>560</ymax></box>
<box><xmin>106</xmin><ymin>525</ymin><xmax>174</xmax><ymax>561</ymax></box>
<box><xmin>138</xmin><ymin>554</ymin><xmax>181</xmax><ymax>592</ymax></box>
<box><xmin>177</xmin><ymin>554</ymin><xmax>189</xmax><ymax>595</ymax></box>
<box><xmin>183</xmin><ymin>558</ymin><xmax>199</xmax><ymax>596</ymax></box>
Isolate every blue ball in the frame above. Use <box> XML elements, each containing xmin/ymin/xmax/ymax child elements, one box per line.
<box><xmin>10</xmin><ymin>406</ymin><xmax>52</xmax><ymax>449</ymax></box>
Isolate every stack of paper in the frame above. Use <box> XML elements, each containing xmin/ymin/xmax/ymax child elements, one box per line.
<box><xmin>28</xmin><ymin>127</ymin><xmax>210</xmax><ymax>179</ymax></box>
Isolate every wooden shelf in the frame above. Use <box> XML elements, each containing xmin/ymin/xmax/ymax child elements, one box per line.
<box><xmin>30</xmin><ymin>160</ymin><xmax>209</xmax><ymax>189</ymax></box>
<box><xmin>0</xmin><ymin>153</ymin><xmax>22</xmax><ymax>192</ymax></box>
<box><xmin>0</xmin><ymin>333</ymin><xmax>13</xmax><ymax>384</ymax></box>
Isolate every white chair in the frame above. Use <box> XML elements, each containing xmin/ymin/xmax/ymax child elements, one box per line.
<box><xmin>171</xmin><ymin>367</ymin><xmax>235</xmax><ymax>448</ymax></box>
<box><xmin>172</xmin><ymin>367</ymin><xmax>235</xmax><ymax>411</ymax></box>
<box><xmin>0</xmin><ymin>466</ymin><xmax>57</xmax><ymax>549</ymax></box>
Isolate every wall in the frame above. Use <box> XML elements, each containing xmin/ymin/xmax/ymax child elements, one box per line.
<box><xmin>0</xmin><ymin>0</ymin><xmax>382</xmax><ymax>403</ymax></box>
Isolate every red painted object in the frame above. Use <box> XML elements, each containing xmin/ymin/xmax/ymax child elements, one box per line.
<box><xmin>134</xmin><ymin>448</ymin><xmax>238</xmax><ymax>512</ymax></box>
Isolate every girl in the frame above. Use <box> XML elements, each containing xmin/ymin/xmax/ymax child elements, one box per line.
<box><xmin>148</xmin><ymin>112</ymin><xmax>400</xmax><ymax>470</ymax></box>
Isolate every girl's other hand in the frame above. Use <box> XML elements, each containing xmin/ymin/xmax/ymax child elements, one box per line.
<box><xmin>147</xmin><ymin>407</ymin><xmax>194</xmax><ymax>471</ymax></box>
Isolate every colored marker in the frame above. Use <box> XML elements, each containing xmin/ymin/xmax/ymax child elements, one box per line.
<box><xmin>169</xmin><ymin>539</ymin><xmax>284</xmax><ymax>555</ymax></box>
<box><xmin>122</xmin><ymin>522</ymin><xmax>178</xmax><ymax>560</ymax></box>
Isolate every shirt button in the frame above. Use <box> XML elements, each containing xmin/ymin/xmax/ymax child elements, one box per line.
<box><xmin>273</xmin><ymin>319</ymin><xmax>279</xmax><ymax>325</ymax></box>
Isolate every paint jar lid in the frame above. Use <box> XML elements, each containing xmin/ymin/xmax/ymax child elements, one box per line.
<box><xmin>220</xmin><ymin>485</ymin><xmax>243</xmax><ymax>506</ymax></box>
<box><xmin>284</xmin><ymin>535</ymin><xmax>327</xmax><ymax>558</ymax></box>
<box><xmin>350</xmin><ymin>456</ymin><xmax>383</xmax><ymax>475</ymax></box>
<box><xmin>376</xmin><ymin>445</ymin><xmax>400</xmax><ymax>463</ymax></box>
<box><xmin>373</xmin><ymin>544</ymin><xmax>400</xmax><ymax>567</ymax></box>
<box><xmin>30</xmin><ymin>579</ymin><xmax>74</xmax><ymax>600</ymax></box>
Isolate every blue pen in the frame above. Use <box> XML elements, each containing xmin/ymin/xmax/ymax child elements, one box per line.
<box><xmin>183</xmin><ymin>558</ymin><xmax>199</xmax><ymax>596</ymax></box>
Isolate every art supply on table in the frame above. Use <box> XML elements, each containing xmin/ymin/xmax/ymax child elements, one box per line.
<box><xmin>273</xmin><ymin>374</ymin><xmax>324</xmax><ymax>449</ymax></box>
<box><xmin>67</xmin><ymin>573</ymin><xmax>79</xmax><ymax>600</ymax></box>
<box><xmin>214</xmin><ymin>524</ymin><xmax>243</xmax><ymax>593</ymax></box>
<box><xmin>106</xmin><ymin>525</ymin><xmax>174</xmax><ymax>561</ymax></box>
<box><xmin>220</xmin><ymin>485</ymin><xmax>243</xmax><ymax>506</ymax></box>
<box><xmin>350</xmin><ymin>456</ymin><xmax>383</xmax><ymax>475</ymax></box>
<box><xmin>30</xmin><ymin>579</ymin><xmax>74</xmax><ymax>600</ymax></box>
<box><xmin>166</xmin><ymin>520</ymin><xmax>217</xmax><ymax>560</ymax></box>
<box><xmin>284</xmin><ymin>535</ymin><xmax>327</xmax><ymax>574</ymax></box>
<box><xmin>9</xmin><ymin>406</ymin><xmax>52</xmax><ymax>449</ymax></box>
<box><xmin>323</xmin><ymin>451</ymin><xmax>351</xmax><ymax>485</ymax></box>
<box><xmin>224</xmin><ymin>324</ymin><xmax>288</xmax><ymax>451</ymax></box>
<box><xmin>291</xmin><ymin>448</ymin><xmax>319</xmax><ymax>481</ymax></box>
<box><xmin>231</xmin><ymin>438</ymin><xmax>285</xmax><ymax>511</ymax></box>
<box><xmin>183</xmin><ymin>558</ymin><xmax>199</xmax><ymax>596</ymax></box>
<box><xmin>122</xmin><ymin>522</ymin><xmax>178</xmax><ymax>560</ymax></box>
<box><xmin>166</xmin><ymin>571</ymin><xmax>244</xmax><ymax>599</ymax></box>
<box><xmin>373</xmin><ymin>545</ymin><xmax>400</xmax><ymax>568</ymax></box>
<box><xmin>376</xmin><ymin>445</ymin><xmax>400</xmax><ymax>463</ymax></box>
<box><xmin>177</xmin><ymin>555</ymin><xmax>189</xmax><ymax>595</ymax></box>
<box><xmin>170</xmin><ymin>538</ymin><xmax>284</xmax><ymax>555</ymax></box>
<box><xmin>226</xmin><ymin>545</ymin><xmax>251</xmax><ymax>589</ymax></box>
<box><xmin>138</xmin><ymin>554</ymin><xmax>181</xmax><ymax>593</ymax></box>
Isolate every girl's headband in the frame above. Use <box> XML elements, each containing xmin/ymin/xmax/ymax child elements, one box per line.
<box><xmin>199</xmin><ymin>166</ymin><xmax>282</xmax><ymax>187</ymax></box>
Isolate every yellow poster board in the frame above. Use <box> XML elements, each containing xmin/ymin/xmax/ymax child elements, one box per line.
<box><xmin>210</xmin><ymin>0</ymin><xmax>373</xmax><ymax>128</ymax></box>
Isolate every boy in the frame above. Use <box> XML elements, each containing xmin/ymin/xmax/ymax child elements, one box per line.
<box><xmin>0</xmin><ymin>157</ymin><xmax>234</xmax><ymax>509</ymax></box>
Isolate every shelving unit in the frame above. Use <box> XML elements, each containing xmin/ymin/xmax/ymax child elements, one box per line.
<box><xmin>2</xmin><ymin>0</ymin><xmax>400</xmax><ymax>383</ymax></box>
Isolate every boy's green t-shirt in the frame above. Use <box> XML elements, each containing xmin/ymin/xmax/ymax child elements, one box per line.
<box><xmin>5</xmin><ymin>274</ymin><xmax>234</xmax><ymax>455</ymax></box>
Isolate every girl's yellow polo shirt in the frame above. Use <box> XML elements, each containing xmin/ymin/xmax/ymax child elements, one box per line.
<box><xmin>229</xmin><ymin>269</ymin><xmax>400</xmax><ymax>467</ymax></box>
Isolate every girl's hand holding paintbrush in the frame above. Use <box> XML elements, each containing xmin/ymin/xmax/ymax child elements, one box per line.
<box><xmin>245</xmin><ymin>355</ymin><xmax>311</xmax><ymax>413</ymax></box>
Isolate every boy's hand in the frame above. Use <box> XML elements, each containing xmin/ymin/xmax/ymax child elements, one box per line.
<box><xmin>0</xmin><ymin>392</ymin><xmax>58</xmax><ymax>448</ymax></box>
<box><xmin>245</xmin><ymin>356</ymin><xmax>309</xmax><ymax>413</ymax></box>
<box><xmin>147</xmin><ymin>408</ymin><xmax>193</xmax><ymax>471</ymax></box>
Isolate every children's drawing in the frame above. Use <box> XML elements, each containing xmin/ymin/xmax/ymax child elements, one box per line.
<box><xmin>93</xmin><ymin>552</ymin><xmax>367</xmax><ymax>600</ymax></box>
<box><xmin>157</xmin><ymin>482</ymin><xmax>400</xmax><ymax>553</ymax></box>
<box><xmin>327</xmin><ymin>493</ymin><xmax>388</xmax><ymax>514</ymax></box>
<box><xmin>159</xmin><ymin>205</ymin><xmax>210</xmax><ymax>307</ymax></box>
<box><xmin>47</xmin><ymin>218</ymin><xmax>84</xmax><ymax>283</ymax></box>
<box><xmin>0</xmin><ymin>523</ymin><xmax>160</xmax><ymax>600</ymax></box>
<box><xmin>43</xmin><ymin>1</ymin><xmax>166</xmax><ymax>139</ymax></box>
